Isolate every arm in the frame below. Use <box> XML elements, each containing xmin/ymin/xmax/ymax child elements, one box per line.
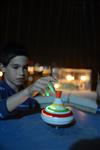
<box><xmin>7</xmin><ymin>88</ymin><xmax>29</xmax><ymax>112</ymax></box>
<box><xmin>7</xmin><ymin>76</ymin><xmax>55</xmax><ymax>112</ymax></box>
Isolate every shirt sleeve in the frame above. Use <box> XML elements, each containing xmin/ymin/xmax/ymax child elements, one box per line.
<box><xmin>0</xmin><ymin>86</ymin><xmax>17</xmax><ymax>119</ymax></box>
<box><xmin>0</xmin><ymin>98</ymin><xmax>12</xmax><ymax>119</ymax></box>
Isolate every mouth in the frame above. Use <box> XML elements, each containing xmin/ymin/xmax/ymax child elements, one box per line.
<box><xmin>16</xmin><ymin>78</ymin><xmax>25</xmax><ymax>82</ymax></box>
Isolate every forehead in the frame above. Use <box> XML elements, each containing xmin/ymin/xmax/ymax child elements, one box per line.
<box><xmin>8</xmin><ymin>56</ymin><xmax>29</xmax><ymax>65</ymax></box>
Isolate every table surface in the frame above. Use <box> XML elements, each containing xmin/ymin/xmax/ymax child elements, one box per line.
<box><xmin>0</xmin><ymin>107</ymin><xmax>100</xmax><ymax>150</ymax></box>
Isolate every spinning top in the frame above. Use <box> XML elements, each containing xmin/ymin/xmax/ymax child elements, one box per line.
<box><xmin>41</xmin><ymin>91</ymin><xmax>75</xmax><ymax>126</ymax></box>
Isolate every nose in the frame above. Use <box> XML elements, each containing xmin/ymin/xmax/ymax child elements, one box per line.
<box><xmin>18</xmin><ymin>68</ymin><xmax>24</xmax><ymax>76</ymax></box>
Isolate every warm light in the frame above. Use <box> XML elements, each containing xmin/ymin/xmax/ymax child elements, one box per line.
<box><xmin>38</xmin><ymin>66</ymin><xmax>44</xmax><ymax>72</ymax></box>
<box><xmin>54</xmin><ymin>83</ymin><xmax>60</xmax><ymax>89</ymax></box>
<box><xmin>80</xmin><ymin>75</ymin><xmax>87</xmax><ymax>81</ymax></box>
<box><xmin>42</xmin><ymin>66</ymin><xmax>51</xmax><ymax>75</ymax></box>
<box><xmin>0</xmin><ymin>71</ymin><xmax>3</xmax><ymax>77</ymax></box>
<box><xmin>28</xmin><ymin>66</ymin><xmax>34</xmax><ymax>74</ymax></box>
<box><xmin>65</xmin><ymin>74</ymin><xmax>75</xmax><ymax>81</ymax></box>
<box><xmin>51</xmin><ymin>68</ymin><xmax>91</xmax><ymax>90</ymax></box>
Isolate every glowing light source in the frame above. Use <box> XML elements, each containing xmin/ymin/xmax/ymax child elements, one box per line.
<box><xmin>80</xmin><ymin>75</ymin><xmax>87</xmax><ymax>81</ymax></box>
<box><xmin>52</xmin><ymin>68</ymin><xmax>91</xmax><ymax>90</ymax></box>
<box><xmin>65</xmin><ymin>74</ymin><xmax>75</xmax><ymax>81</ymax></box>
<box><xmin>54</xmin><ymin>83</ymin><xmax>60</xmax><ymax>89</ymax></box>
<box><xmin>42</xmin><ymin>66</ymin><xmax>51</xmax><ymax>76</ymax></box>
<box><xmin>38</xmin><ymin>66</ymin><xmax>44</xmax><ymax>72</ymax></box>
<box><xmin>28</xmin><ymin>66</ymin><xmax>34</xmax><ymax>74</ymax></box>
<box><xmin>0</xmin><ymin>71</ymin><xmax>3</xmax><ymax>77</ymax></box>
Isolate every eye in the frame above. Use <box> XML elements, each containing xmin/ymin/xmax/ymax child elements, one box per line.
<box><xmin>12</xmin><ymin>65</ymin><xmax>19</xmax><ymax>69</ymax></box>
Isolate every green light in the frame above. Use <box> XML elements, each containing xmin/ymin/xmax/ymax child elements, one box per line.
<box><xmin>45</xmin><ymin>88</ymin><xmax>50</xmax><ymax>96</ymax></box>
<box><xmin>48</xmin><ymin>83</ymin><xmax>55</xmax><ymax>94</ymax></box>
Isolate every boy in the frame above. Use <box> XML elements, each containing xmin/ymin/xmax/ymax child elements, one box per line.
<box><xmin>0</xmin><ymin>43</ymin><xmax>55</xmax><ymax>119</ymax></box>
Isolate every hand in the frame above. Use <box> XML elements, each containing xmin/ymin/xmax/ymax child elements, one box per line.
<box><xmin>27</xmin><ymin>76</ymin><xmax>56</xmax><ymax>97</ymax></box>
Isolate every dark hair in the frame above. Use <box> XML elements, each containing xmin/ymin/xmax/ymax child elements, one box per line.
<box><xmin>0</xmin><ymin>43</ymin><xmax>30</xmax><ymax>66</ymax></box>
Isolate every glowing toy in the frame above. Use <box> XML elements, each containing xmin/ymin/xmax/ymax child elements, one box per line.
<box><xmin>41</xmin><ymin>91</ymin><xmax>75</xmax><ymax>126</ymax></box>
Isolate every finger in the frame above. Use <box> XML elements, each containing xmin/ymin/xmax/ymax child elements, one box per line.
<box><xmin>48</xmin><ymin>82</ymin><xmax>55</xmax><ymax>94</ymax></box>
<box><xmin>32</xmin><ymin>91</ymin><xmax>39</xmax><ymax>97</ymax></box>
<box><xmin>31</xmin><ymin>87</ymin><xmax>45</xmax><ymax>96</ymax></box>
<box><xmin>39</xmin><ymin>89</ymin><xmax>46</xmax><ymax>96</ymax></box>
<box><xmin>33</xmin><ymin>82</ymin><xmax>47</xmax><ymax>89</ymax></box>
<box><xmin>44</xmin><ymin>87</ymin><xmax>50</xmax><ymax>96</ymax></box>
<box><xmin>37</xmin><ymin>79</ymin><xmax>49</xmax><ymax>85</ymax></box>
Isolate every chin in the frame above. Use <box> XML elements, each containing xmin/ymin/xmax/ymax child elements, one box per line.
<box><xmin>15</xmin><ymin>82</ymin><xmax>24</xmax><ymax>86</ymax></box>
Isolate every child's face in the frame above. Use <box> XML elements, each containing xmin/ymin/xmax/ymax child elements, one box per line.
<box><xmin>4</xmin><ymin>56</ymin><xmax>29</xmax><ymax>87</ymax></box>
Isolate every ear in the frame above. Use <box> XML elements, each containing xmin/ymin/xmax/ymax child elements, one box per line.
<box><xmin>0</xmin><ymin>63</ymin><xmax>6</xmax><ymax>73</ymax></box>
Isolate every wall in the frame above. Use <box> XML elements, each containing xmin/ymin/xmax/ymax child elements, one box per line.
<box><xmin>0</xmin><ymin>0</ymin><xmax>99</xmax><ymax>89</ymax></box>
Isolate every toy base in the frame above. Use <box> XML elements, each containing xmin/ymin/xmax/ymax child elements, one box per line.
<box><xmin>41</xmin><ymin>108</ymin><xmax>75</xmax><ymax>126</ymax></box>
<box><xmin>46</xmin><ymin>119</ymin><xmax>76</xmax><ymax>128</ymax></box>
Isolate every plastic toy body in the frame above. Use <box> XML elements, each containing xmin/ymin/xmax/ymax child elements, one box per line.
<box><xmin>41</xmin><ymin>91</ymin><xmax>74</xmax><ymax>126</ymax></box>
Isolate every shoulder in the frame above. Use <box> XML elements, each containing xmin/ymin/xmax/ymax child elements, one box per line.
<box><xmin>0</xmin><ymin>80</ymin><xmax>7</xmax><ymax>87</ymax></box>
<box><xmin>0</xmin><ymin>80</ymin><xmax>7</xmax><ymax>96</ymax></box>
<box><xmin>0</xmin><ymin>81</ymin><xmax>6</xmax><ymax>100</ymax></box>
<box><xmin>0</xmin><ymin>81</ymin><xmax>6</xmax><ymax>90</ymax></box>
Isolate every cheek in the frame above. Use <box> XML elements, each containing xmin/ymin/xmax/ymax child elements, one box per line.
<box><xmin>8</xmin><ymin>70</ymin><xmax>17</xmax><ymax>79</ymax></box>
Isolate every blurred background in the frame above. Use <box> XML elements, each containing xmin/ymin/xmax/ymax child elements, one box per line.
<box><xmin>0</xmin><ymin>0</ymin><xmax>99</xmax><ymax>90</ymax></box>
